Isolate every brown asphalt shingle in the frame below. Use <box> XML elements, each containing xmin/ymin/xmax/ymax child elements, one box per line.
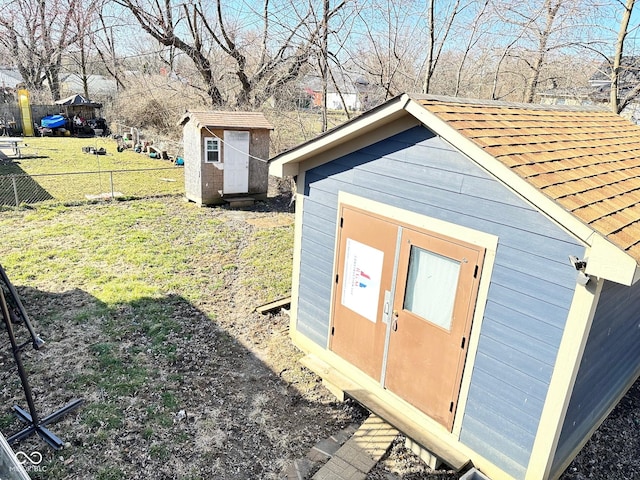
<box><xmin>179</xmin><ymin>111</ymin><xmax>273</xmax><ymax>130</ymax></box>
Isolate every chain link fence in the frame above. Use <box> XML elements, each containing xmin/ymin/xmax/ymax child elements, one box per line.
<box><xmin>0</xmin><ymin>167</ymin><xmax>184</xmax><ymax>207</ymax></box>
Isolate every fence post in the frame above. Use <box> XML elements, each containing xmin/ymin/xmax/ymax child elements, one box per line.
<box><xmin>11</xmin><ymin>175</ymin><xmax>19</xmax><ymax>207</ymax></box>
<box><xmin>110</xmin><ymin>171</ymin><xmax>114</xmax><ymax>199</ymax></box>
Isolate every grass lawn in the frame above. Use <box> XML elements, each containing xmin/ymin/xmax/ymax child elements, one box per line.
<box><xmin>0</xmin><ymin>137</ymin><xmax>183</xmax><ymax>205</ymax></box>
<box><xmin>0</xmin><ymin>196</ymin><xmax>361</xmax><ymax>479</ymax></box>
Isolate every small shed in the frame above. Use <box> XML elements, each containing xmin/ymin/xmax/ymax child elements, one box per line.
<box><xmin>179</xmin><ymin>111</ymin><xmax>273</xmax><ymax>205</ymax></box>
<box><xmin>269</xmin><ymin>94</ymin><xmax>640</xmax><ymax>480</ymax></box>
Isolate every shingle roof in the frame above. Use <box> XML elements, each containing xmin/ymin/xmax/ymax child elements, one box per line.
<box><xmin>416</xmin><ymin>97</ymin><xmax>640</xmax><ymax>262</ymax></box>
<box><xmin>179</xmin><ymin>111</ymin><xmax>273</xmax><ymax>130</ymax></box>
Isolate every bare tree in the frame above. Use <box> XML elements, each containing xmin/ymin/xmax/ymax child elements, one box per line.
<box><xmin>452</xmin><ymin>0</ymin><xmax>491</xmax><ymax>96</ymax></box>
<box><xmin>115</xmin><ymin>0</ymin><xmax>347</xmax><ymax>107</ymax></box>
<box><xmin>489</xmin><ymin>0</ymin><xmax>598</xmax><ymax>103</ymax></box>
<box><xmin>0</xmin><ymin>1</ymin><xmax>47</xmax><ymax>91</ymax></box>
<box><xmin>0</xmin><ymin>0</ymin><xmax>86</xmax><ymax>100</ymax></box>
<box><xmin>350</xmin><ymin>0</ymin><xmax>425</xmax><ymax>100</ymax></box>
<box><xmin>421</xmin><ymin>0</ymin><xmax>467</xmax><ymax>94</ymax></box>
<box><xmin>67</xmin><ymin>1</ymin><xmax>104</xmax><ymax>98</ymax></box>
<box><xmin>611</xmin><ymin>0</ymin><xmax>636</xmax><ymax>113</ymax></box>
<box><xmin>92</xmin><ymin>6</ymin><xmax>128</xmax><ymax>93</ymax></box>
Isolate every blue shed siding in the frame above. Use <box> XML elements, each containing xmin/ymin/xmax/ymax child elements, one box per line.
<box><xmin>551</xmin><ymin>279</ymin><xmax>640</xmax><ymax>477</ymax></box>
<box><xmin>295</xmin><ymin>126</ymin><xmax>583</xmax><ymax>477</ymax></box>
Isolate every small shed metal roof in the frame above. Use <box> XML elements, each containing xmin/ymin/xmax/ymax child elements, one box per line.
<box><xmin>179</xmin><ymin>111</ymin><xmax>273</xmax><ymax>130</ymax></box>
<box><xmin>270</xmin><ymin>93</ymin><xmax>640</xmax><ymax>284</ymax></box>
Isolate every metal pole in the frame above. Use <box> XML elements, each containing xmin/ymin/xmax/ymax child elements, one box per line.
<box><xmin>0</xmin><ymin>263</ymin><xmax>43</xmax><ymax>350</ymax></box>
<box><xmin>0</xmin><ymin>269</ymin><xmax>83</xmax><ymax>449</ymax></box>
<box><xmin>11</xmin><ymin>175</ymin><xmax>18</xmax><ymax>207</ymax></box>
<box><xmin>0</xmin><ymin>289</ymin><xmax>39</xmax><ymax>426</ymax></box>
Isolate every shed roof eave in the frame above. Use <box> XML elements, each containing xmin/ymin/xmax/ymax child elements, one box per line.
<box><xmin>268</xmin><ymin>94</ymin><xmax>413</xmax><ymax>178</ymax></box>
<box><xmin>586</xmin><ymin>234</ymin><xmax>640</xmax><ymax>286</ymax></box>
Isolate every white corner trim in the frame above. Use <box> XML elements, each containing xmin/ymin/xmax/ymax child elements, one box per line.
<box><xmin>525</xmin><ymin>277</ymin><xmax>603</xmax><ymax>480</ymax></box>
<box><xmin>337</xmin><ymin>192</ymin><xmax>498</xmax><ymax>250</ymax></box>
<box><xmin>269</xmin><ymin>94</ymin><xmax>413</xmax><ymax>178</ymax></box>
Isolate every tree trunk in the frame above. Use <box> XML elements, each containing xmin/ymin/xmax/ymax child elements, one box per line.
<box><xmin>321</xmin><ymin>0</ymin><xmax>330</xmax><ymax>132</ymax></box>
<box><xmin>524</xmin><ymin>0</ymin><xmax>561</xmax><ymax>103</ymax></box>
<box><xmin>612</xmin><ymin>0</ymin><xmax>635</xmax><ymax>113</ymax></box>
<box><xmin>422</xmin><ymin>0</ymin><xmax>435</xmax><ymax>94</ymax></box>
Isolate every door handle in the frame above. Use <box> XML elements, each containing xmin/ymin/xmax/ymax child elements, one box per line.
<box><xmin>392</xmin><ymin>310</ymin><xmax>399</xmax><ymax>331</ymax></box>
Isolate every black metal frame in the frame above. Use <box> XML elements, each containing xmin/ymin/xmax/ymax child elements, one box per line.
<box><xmin>0</xmin><ymin>264</ymin><xmax>83</xmax><ymax>450</ymax></box>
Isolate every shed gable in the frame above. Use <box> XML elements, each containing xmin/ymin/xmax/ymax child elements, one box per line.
<box><xmin>296</xmin><ymin>125</ymin><xmax>583</xmax><ymax>477</ymax></box>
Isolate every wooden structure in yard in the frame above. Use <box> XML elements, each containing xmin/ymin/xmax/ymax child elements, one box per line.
<box><xmin>269</xmin><ymin>93</ymin><xmax>640</xmax><ymax>479</ymax></box>
<box><xmin>179</xmin><ymin>111</ymin><xmax>273</xmax><ymax>206</ymax></box>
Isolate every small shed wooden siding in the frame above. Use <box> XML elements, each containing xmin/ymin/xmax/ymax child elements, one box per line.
<box><xmin>179</xmin><ymin>111</ymin><xmax>273</xmax><ymax>205</ymax></box>
<box><xmin>269</xmin><ymin>94</ymin><xmax>640</xmax><ymax>480</ymax></box>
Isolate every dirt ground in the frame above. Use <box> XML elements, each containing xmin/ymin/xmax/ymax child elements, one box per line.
<box><xmin>1</xmin><ymin>181</ymin><xmax>639</xmax><ymax>479</ymax></box>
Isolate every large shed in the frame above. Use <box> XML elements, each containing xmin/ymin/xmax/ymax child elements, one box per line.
<box><xmin>179</xmin><ymin>111</ymin><xmax>273</xmax><ymax>205</ymax></box>
<box><xmin>269</xmin><ymin>94</ymin><xmax>640</xmax><ymax>479</ymax></box>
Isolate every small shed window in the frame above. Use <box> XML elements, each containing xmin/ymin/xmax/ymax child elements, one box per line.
<box><xmin>204</xmin><ymin>137</ymin><xmax>221</xmax><ymax>163</ymax></box>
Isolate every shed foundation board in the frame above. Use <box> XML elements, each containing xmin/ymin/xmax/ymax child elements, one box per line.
<box><xmin>405</xmin><ymin>437</ymin><xmax>443</xmax><ymax>469</ymax></box>
<box><xmin>300</xmin><ymin>353</ymin><xmax>471</xmax><ymax>471</ymax></box>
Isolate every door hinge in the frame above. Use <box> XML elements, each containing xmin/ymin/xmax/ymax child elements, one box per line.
<box><xmin>335</xmin><ymin>274</ymin><xmax>339</xmax><ymax>284</ymax></box>
<box><xmin>331</xmin><ymin>326</ymin><xmax>335</xmax><ymax>336</ymax></box>
<box><xmin>461</xmin><ymin>337</ymin><xmax>466</xmax><ymax>349</ymax></box>
<box><xmin>340</xmin><ymin>217</ymin><xmax>344</xmax><ymax>227</ymax></box>
<box><xmin>474</xmin><ymin>265</ymin><xmax>479</xmax><ymax>278</ymax></box>
<box><xmin>449</xmin><ymin>401</ymin><xmax>454</xmax><ymax>412</ymax></box>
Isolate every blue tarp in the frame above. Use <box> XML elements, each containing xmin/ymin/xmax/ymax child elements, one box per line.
<box><xmin>40</xmin><ymin>115</ymin><xmax>66</xmax><ymax>128</ymax></box>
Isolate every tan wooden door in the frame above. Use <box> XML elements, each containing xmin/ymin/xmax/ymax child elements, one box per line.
<box><xmin>384</xmin><ymin>227</ymin><xmax>484</xmax><ymax>430</ymax></box>
<box><xmin>330</xmin><ymin>206</ymin><xmax>398</xmax><ymax>381</ymax></box>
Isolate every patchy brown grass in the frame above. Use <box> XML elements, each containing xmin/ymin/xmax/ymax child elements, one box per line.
<box><xmin>0</xmin><ymin>196</ymin><xmax>365</xmax><ymax>479</ymax></box>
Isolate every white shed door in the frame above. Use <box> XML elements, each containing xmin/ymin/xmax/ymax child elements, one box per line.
<box><xmin>223</xmin><ymin>130</ymin><xmax>250</xmax><ymax>194</ymax></box>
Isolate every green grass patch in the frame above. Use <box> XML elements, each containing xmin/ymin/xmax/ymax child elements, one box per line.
<box><xmin>0</xmin><ymin>412</ymin><xmax>15</xmax><ymax>430</ymax></box>
<box><xmin>240</xmin><ymin>225</ymin><xmax>294</xmax><ymax>302</ymax></box>
<box><xmin>86</xmin><ymin>342</ymin><xmax>150</xmax><ymax>396</ymax></box>
<box><xmin>95</xmin><ymin>467</ymin><xmax>126</xmax><ymax>480</ymax></box>
<box><xmin>81</xmin><ymin>402</ymin><xmax>124</xmax><ymax>430</ymax></box>
<box><xmin>161</xmin><ymin>392</ymin><xmax>179</xmax><ymax>409</ymax></box>
<box><xmin>149</xmin><ymin>443</ymin><xmax>170</xmax><ymax>461</ymax></box>
<box><xmin>0</xmin><ymin>137</ymin><xmax>183</xmax><ymax>205</ymax></box>
<box><xmin>0</xmin><ymin>196</ymin><xmax>297</xmax><ymax>476</ymax></box>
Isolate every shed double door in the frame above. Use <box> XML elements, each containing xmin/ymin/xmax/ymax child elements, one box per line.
<box><xmin>330</xmin><ymin>206</ymin><xmax>484</xmax><ymax>430</ymax></box>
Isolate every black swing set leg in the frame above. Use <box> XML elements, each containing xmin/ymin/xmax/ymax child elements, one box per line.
<box><xmin>0</xmin><ymin>267</ymin><xmax>83</xmax><ymax>450</ymax></box>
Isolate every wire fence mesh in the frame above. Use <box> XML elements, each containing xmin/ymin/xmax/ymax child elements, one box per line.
<box><xmin>0</xmin><ymin>167</ymin><xmax>184</xmax><ymax>207</ymax></box>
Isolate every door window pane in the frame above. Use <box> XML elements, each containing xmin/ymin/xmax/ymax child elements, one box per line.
<box><xmin>404</xmin><ymin>246</ymin><xmax>460</xmax><ymax>331</ymax></box>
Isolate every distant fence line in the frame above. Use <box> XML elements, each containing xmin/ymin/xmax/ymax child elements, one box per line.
<box><xmin>0</xmin><ymin>104</ymin><xmax>70</xmax><ymax>135</ymax></box>
<box><xmin>0</xmin><ymin>167</ymin><xmax>184</xmax><ymax>207</ymax></box>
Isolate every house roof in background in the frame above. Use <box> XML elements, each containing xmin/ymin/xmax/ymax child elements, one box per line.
<box><xmin>178</xmin><ymin>111</ymin><xmax>273</xmax><ymax>130</ymax></box>
<box><xmin>589</xmin><ymin>56</ymin><xmax>640</xmax><ymax>85</ymax></box>
<box><xmin>60</xmin><ymin>74</ymin><xmax>117</xmax><ymax>96</ymax></box>
<box><xmin>0</xmin><ymin>68</ymin><xmax>23</xmax><ymax>88</ymax></box>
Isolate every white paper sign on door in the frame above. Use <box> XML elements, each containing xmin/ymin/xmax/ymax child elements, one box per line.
<box><xmin>341</xmin><ymin>238</ymin><xmax>384</xmax><ymax>323</ymax></box>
